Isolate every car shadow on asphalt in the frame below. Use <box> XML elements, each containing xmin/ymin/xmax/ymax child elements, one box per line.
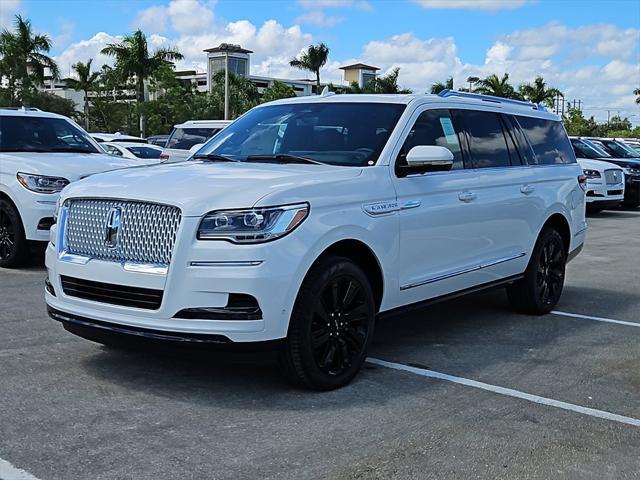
<box><xmin>75</xmin><ymin>286</ymin><xmax>608</xmax><ymax>403</ymax></box>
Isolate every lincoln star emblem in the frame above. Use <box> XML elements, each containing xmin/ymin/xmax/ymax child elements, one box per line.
<box><xmin>105</xmin><ymin>206</ymin><xmax>123</xmax><ymax>248</ymax></box>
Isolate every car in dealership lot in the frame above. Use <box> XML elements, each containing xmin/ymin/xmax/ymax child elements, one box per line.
<box><xmin>576</xmin><ymin>138</ymin><xmax>640</xmax><ymax>208</ymax></box>
<box><xmin>0</xmin><ymin>108</ymin><xmax>143</xmax><ymax>268</ymax></box>
<box><xmin>46</xmin><ymin>90</ymin><xmax>587</xmax><ymax>390</ymax></box>
<box><xmin>570</xmin><ymin>138</ymin><xmax>625</xmax><ymax>212</ymax></box>
<box><xmin>90</xmin><ymin>133</ymin><xmax>147</xmax><ymax>144</ymax></box>
<box><xmin>588</xmin><ymin>137</ymin><xmax>640</xmax><ymax>159</ymax></box>
<box><xmin>146</xmin><ymin>134</ymin><xmax>170</xmax><ymax>147</ymax></box>
<box><xmin>160</xmin><ymin>120</ymin><xmax>231</xmax><ymax>162</ymax></box>
<box><xmin>102</xmin><ymin>142</ymin><xmax>164</xmax><ymax>162</ymax></box>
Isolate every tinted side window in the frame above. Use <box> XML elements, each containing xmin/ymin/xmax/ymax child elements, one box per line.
<box><xmin>516</xmin><ymin>116</ymin><xmax>576</xmax><ymax>164</ymax></box>
<box><xmin>398</xmin><ymin>109</ymin><xmax>465</xmax><ymax>171</ymax></box>
<box><xmin>503</xmin><ymin>115</ymin><xmax>535</xmax><ymax>165</ymax></box>
<box><xmin>461</xmin><ymin>110</ymin><xmax>511</xmax><ymax>168</ymax></box>
<box><xmin>166</xmin><ymin>127</ymin><xmax>219</xmax><ymax>150</ymax></box>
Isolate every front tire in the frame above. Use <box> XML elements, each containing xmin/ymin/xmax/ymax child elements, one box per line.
<box><xmin>279</xmin><ymin>256</ymin><xmax>376</xmax><ymax>390</ymax></box>
<box><xmin>0</xmin><ymin>198</ymin><xmax>28</xmax><ymax>269</ymax></box>
<box><xmin>507</xmin><ymin>227</ymin><xmax>567</xmax><ymax>315</ymax></box>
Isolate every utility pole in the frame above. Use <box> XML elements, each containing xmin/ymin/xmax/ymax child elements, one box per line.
<box><xmin>224</xmin><ymin>51</ymin><xmax>229</xmax><ymax>121</ymax></box>
<box><xmin>577</xmin><ymin>99</ymin><xmax>581</xmax><ymax>110</ymax></box>
<box><xmin>607</xmin><ymin>110</ymin><xmax>611</xmax><ymax>125</ymax></box>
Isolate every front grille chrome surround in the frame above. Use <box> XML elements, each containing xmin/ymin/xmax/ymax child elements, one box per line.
<box><xmin>64</xmin><ymin>199</ymin><xmax>181</xmax><ymax>265</ymax></box>
<box><xmin>604</xmin><ymin>169</ymin><xmax>623</xmax><ymax>185</ymax></box>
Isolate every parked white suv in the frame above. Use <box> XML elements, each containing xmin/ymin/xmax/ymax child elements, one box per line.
<box><xmin>0</xmin><ymin>108</ymin><xmax>142</xmax><ymax>268</ymax></box>
<box><xmin>45</xmin><ymin>91</ymin><xmax>587</xmax><ymax>390</ymax></box>
<box><xmin>160</xmin><ymin>120</ymin><xmax>231</xmax><ymax>163</ymax></box>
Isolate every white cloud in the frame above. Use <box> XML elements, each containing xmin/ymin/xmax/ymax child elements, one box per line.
<box><xmin>297</xmin><ymin>0</ymin><xmax>371</xmax><ymax>10</ymax></box>
<box><xmin>133</xmin><ymin>0</ymin><xmax>215</xmax><ymax>35</ymax></box>
<box><xmin>132</xmin><ymin>6</ymin><xmax>168</xmax><ymax>34</ymax></box>
<box><xmin>54</xmin><ymin>32</ymin><xmax>121</xmax><ymax>78</ymax></box>
<box><xmin>0</xmin><ymin>0</ymin><xmax>22</xmax><ymax>29</ymax></box>
<box><xmin>414</xmin><ymin>0</ymin><xmax>531</xmax><ymax>10</ymax></box>
<box><xmin>295</xmin><ymin>10</ymin><xmax>344</xmax><ymax>28</ymax></box>
<box><xmin>485</xmin><ymin>41</ymin><xmax>512</xmax><ymax>63</ymax></box>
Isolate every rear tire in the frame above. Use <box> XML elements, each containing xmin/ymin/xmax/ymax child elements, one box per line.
<box><xmin>0</xmin><ymin>198</ymin><xmax>28</xmax><ymax>269</ymax></box>
<box><xmin>279</xmin><ymin>255</ymin><xmax>376</xmax><ymax>390</ymax></box>
<box><xmin>507</xmin><ymin>227</ymin><xmax>567</xmax><ymax>315</ymax></box>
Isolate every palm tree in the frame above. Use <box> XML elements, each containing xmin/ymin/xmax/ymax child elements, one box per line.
<box><xmin>101</xmin><ymin>30</ymin><xmax>183</xmax><ymax>137</ymax></box>
<box><xmin>474</xmin><ymin>73</ymin><xmax>521</xmax><ymax>100</ymax></box>
<box><xmin>430</xmin><ymin>77</ymin><xmax>453</xmax><ymax>94</ymax></box>
<box><xmin>519</xmin><ymin>76</ymin><xmax>563</xmax><ymax>108</ymax></box>
<box><xmin>634</xmin><ymin>88</ymin><xmax>640</xmax><ymax>105</ymax></box>
<box><xmin>0</xmin><ymin>15</ymin><xmax>59</xmax><ymax>104</ymax></box>
<box><xmin>466</xmin><ymin>76</ymin><xmax>480</xmax><ymax>93</ymax></box>
<box><xmin>364</xmin><ymin>68</ymin><xmax>412</xmax><ymax>94</ymax></box>
<box><xmin>64</xmin><ymin>59</ymin><xmax>100</xmax><ymax>130</ymax></box>
<box><xmin>289</xmin><ymin>43</ymin><xmax>329</xmax><ymax>94</ymax></box>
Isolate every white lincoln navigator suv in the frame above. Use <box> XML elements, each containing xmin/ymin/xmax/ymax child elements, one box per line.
<box><xmin>0</xmin><ymin>108</ymin><xmax>142</xmax><ymax>268</ymax></box>
<box><xmin>45</xmin><ymin>91</ymin><xmax>587</xmax><ymax>390</ymax></box>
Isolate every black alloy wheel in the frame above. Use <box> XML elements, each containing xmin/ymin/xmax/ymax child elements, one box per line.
<box><xmin>311</xmin><ymin>274</ymin><xmax>371</xmax><ymax>376</ymax></box>
<box><xmin>536</xmin><ymin>237</ymin><xmax>565</xmax><ymax>307</ymax></box>
<box><xmin>507</xmin><ymin>226</ymin><xmax>567</xmax><ymax>315</ymax></box>
<box><xmin>279</xmin><ymin>255</ymin><xmax>376</xmax><ymax>390</ymax></box>
<box><xmin>0</xmin><ymin>207</ymin><xmax>15</xmax><ymax>261</ymax></box>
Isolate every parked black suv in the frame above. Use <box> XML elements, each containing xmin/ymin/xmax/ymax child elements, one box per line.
<box><xmin>571</xmin><ymin>138</ymin><xmax>640</xmax><ymax>208</ymax></box>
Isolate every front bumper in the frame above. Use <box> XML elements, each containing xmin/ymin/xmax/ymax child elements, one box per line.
<box><xmin>45</xmin><ymin>216</ymin><xmax>305</xmax><ymax>343</ymax></box>
<box><xmin>624</xmin><ymin>176</ymin><xmax>640</xmax><ymax>204</ymax></box>
<box><xmin>585</xmin><ymin>180</ymin><xmax>624</xmax><ymax>204</ymax></box>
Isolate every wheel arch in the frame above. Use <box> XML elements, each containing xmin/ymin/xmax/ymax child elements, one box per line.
<box><xmin>541</xmin><ymin>212</ymin><xmax>571</xmax><ymax>254</ymax></box>
<box><xmin>307</xmin><ymin>239</ymin><xmax>385</xmax><ymax>313</ymax></box>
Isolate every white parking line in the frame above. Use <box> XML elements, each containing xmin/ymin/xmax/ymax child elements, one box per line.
<box><xmin>552</xmin><ymin>310</ymin><xmax>640</xmax><ymax>328</ymax></box>
<box><xmin>367</xmin><ymin>358</ymin><xmax>640</xmax><ymax>428</ymax></box>
<box><xmin>0</xmin><ymin>458</ymin><xmax>41</xmax><ymax>480</ymax></box>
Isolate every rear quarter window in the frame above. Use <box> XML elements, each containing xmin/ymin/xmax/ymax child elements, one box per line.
<box><xmin>516</xmin><ymin>116</ymin><xmax>576</xmax><ymax>165</ymax></box>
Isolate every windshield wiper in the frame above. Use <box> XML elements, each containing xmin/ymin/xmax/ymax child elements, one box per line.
<box><xmin>245</xmin><ymin>154</ymin><xmax>325</xmax><ymax>165</ymax></box>
<box><xmin>191</xmin><ymin>153</ymin><xmax>239</xmax><ymax>162</ymax></box>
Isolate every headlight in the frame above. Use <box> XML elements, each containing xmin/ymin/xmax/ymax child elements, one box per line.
<box><xmin>623</xmin><ymin>167</ymin><xmax>640</xmax><ymax>176</ymax></box>
<box><xmin>582</xmin><ymin>169</ymin><xmax>601</xmax><ymax>179</ymax></box>
<box><xmin>198</xmin><ymin>203</ymin><xmax>309</xmax><ymax>243</ymax></box>
<box><xmin>17</xmin><ymin>173</ymin><xmax>69</xmax><ymax>194</ymax></box>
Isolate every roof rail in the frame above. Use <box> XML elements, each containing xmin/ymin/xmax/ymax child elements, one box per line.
<box><xmin>0</xmin><ymin>106</ymin><xmax>42</xmax><ymax>112</ymax></box>
<box><xmin>437</xmin><ymin>89</ymin><xmax>546</xmax><ymax>112</ymax></box>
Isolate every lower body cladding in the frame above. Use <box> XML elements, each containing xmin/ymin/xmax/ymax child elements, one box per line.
<box><xmin>44</xmin><ymin>239</ymin><xmax>300</xmax><ymax>345</ymax></box>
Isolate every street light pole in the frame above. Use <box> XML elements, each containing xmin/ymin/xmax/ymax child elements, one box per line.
<box><xmin>224</xmin><ymin>51</ymin><xmax>229</xmax><ymax>121</ymax></box>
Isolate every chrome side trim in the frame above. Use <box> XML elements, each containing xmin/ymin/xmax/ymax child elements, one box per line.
<box><xmin>401</xmin><ymin>200</ymin><xmax>422</xmax><ymax>210</ymax></box>
<box><xmin>189</xmin><ymin>261</ymin><xmax>263</xmax><ymax>267</ymax></box>
<box><xmin>574</xmin><ymin>225</ymin><xmax>588</xmax><ymax>237</ymax></box>
<box><xmin>400</xmin><ymin>252</ymin><xmax>527</xmax><ymax>291</ymax></box>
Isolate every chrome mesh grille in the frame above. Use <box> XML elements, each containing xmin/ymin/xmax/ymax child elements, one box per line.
<box><xmin>64</xmin><ymin>199</ymin><xmax>181</xmax><ymax>264</ymax></box>
<box><xmin>604</xmin><ymin>169</ymin><xmax>623</xmax><ymax>185</ymax></box>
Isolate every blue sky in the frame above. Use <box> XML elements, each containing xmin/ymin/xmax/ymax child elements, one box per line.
<box><xmin>3</xmin><ymin>0</ymin><xmax>639</xmax><ymax>122</ymax></box>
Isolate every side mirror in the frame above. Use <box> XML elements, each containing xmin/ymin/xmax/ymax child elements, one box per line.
<box><xmin>400</xmin><ymin>145</ymin><xmax>454</xmax><ymax>176</ymax></box>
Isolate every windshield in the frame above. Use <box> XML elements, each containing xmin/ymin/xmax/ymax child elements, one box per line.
<box><xmin>0</xmin><ymin>115</ymin><xmax>100</xmax><ymax>153</ymax></box>
<box><xmin>581</xmin><ymin>139</ymin><xmax>611</xmax><ymax>158</ymax></box>
<box><xmin>126</xmin><ymin>146</ymin><xmax>162</xmax><ymax>159</ymax></box>
<box><xmin>600</xmin><ymin>139</ymin><xmax>640</xmax><ymax>158</ymax></box>
<box><xmin>166</xmin><ymin>127</ymin><xmax>222</xmax><ymax>150</ymax></box>
<box><xmin>571</xmin><ymin>139</ymin><xmax>609</xmax><ymax>159</ymax></box>
<box><xmin>197</xmin><ymin>102</ymin><xmax>406</xmax><ymax>166</ymax></box>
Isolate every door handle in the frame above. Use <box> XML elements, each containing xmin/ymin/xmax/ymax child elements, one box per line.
<box><xmin>520</xmin><ymin>184</ymin><xmax>535</xmax><ymax>195</ymax></box>
<box><xmin>458</xmin><ymin>191</ymin><xmax>477</xmax><ymax>203</ymax></box>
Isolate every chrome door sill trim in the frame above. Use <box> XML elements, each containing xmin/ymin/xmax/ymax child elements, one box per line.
<box><xmin>189</xmin><ymin>261</ymin><xmax>263</xmax><ymax>267</ymax></box>
<box><xmin>400</xmin><ymin>252</ymin><xmax>526</xmax><ymax>291</ymax></box>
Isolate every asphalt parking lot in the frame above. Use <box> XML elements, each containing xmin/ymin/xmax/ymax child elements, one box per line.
<box><xmin>1</xmin><ymin>211</ymin><xmax>639</xmax><ymax>480</ymax></box>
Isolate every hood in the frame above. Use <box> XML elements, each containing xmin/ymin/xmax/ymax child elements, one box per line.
<box><xmin>3</xmin><ymin>152</ymin><xmax>141</xmax><ymax>180</ymax></box>
<box><xmin>61</xmin><ymin>160</ymin><xmax>363</xmax><ymax>216</ymax></box>
<box><xmin>594</xmin><ymin>156</ymin><xmax>640</xmax><ymax>169</ymax></box>
<box><xmin>577</xmin><ymin>158</ymin><xmax>621</xmax><ymax>171</ymax></box>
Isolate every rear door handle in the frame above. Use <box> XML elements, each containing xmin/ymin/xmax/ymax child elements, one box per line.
<box><xmin>520</xmin><ymin>184</ymin><xmax>535</xmax><ymax>195</ymax></box>
<box><xmin>458</xmin><ymin>191</ymin><xmax>477</xmax><ymax>203</ymax></box>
